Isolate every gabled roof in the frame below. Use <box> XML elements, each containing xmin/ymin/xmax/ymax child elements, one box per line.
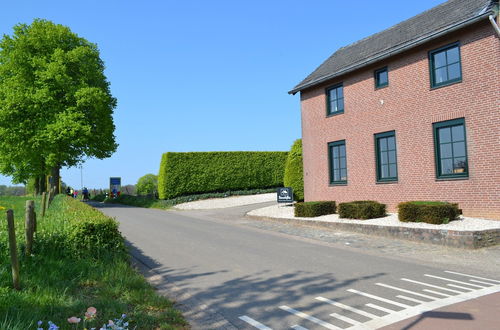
<box><xmin>289</xmin><ymin>0</ymin><xmax>497</xmax><ymax>95</ymax></box>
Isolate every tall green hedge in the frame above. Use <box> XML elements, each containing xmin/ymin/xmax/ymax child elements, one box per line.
<box><xmin>284</xmin><ymin>139</ymin><xmax>304</xmax><ymax>201</ymax></box>
<box><xmin>158</xmin><ymin>151</ymin><xmax>288</xmax><ymax>199</ymax></box>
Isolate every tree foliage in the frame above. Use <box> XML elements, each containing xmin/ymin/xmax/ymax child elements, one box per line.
<box><xmin>284</xmin><ymin>139</ymin><xmax>304</xmax><ymax>201</ymax></box>
<box><xmin>136</xmin><ymin>174</ymin><xmax>158</xmax><ymax>196</ymax></box>
<box><xmin>0</xmin><ymin>19</ymin><xmax>117</xmax><ymax>186</ymax></box>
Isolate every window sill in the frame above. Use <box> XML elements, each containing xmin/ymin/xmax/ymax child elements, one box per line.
<box><xmin>329</xmin><ymin>182</ymin><xmax>347</xmax><ymax>186</ymax></box>
<box><xmin>430</xmin><ymin>79</ymin><xmax>462</xmax><ymax>90</ymax></box>
<box><xmin>435</xmin><ymin>175</ymin><xmax>469</xmax><ymax>181</ymax></box>
<box><xmin>326</xmin><ymin>111</ymin><xmax>344</xmax><ymax>118</ymax></box>
<box><xmin>376</xmin><ymin>180</ymin><xmax>398</xmax><ymax>184</ymax></box>
<box><xmin>375</xmin><ymin>84</ymin><xmax>388</xmax><ymax>90</ymax></box>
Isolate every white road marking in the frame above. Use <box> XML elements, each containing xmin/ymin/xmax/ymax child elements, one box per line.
<box><xmin>375</xmin><ymin>283</ymin><xmax>436</xmax><ymax>300</ymax></box>
<box><xmin>366</xmin><ymin>303</ymin><xmax>395</xmax><ymax>314</ymax></box>
<box><xmin>447</xmin><ymin>283</ymin><xmax>473</xmax><ymax>291</ymax></box>
<box><xmin>316</xmin><ymin>297</ymin><xmax>378</xmax><ymax>319</ymax></box>
<box><xmin>396</xmin><ymin>295</ymin><xmax>425</xmax><ymax>304</ymax></box>
<box><xmin>424</xmin><ymin>274</ymin><xmax>486</xmax><ymax>288</ymax></box>
<box><xmin>239</xmin><ymin>316</ymin><xmax>272</xmax><ymax>330</ymax></box>
<box><xmin>444</xmin><ymin>271</ymin><xmax>500</xmax><ymax>283</ymax></box>
<box><xmin>470</xmin><ymin>279</ymin><xmax>496</xmax><ymax>286</ymax></box>
<box><xmin>401</xmin><ymin>278</ymin><xmax>463</xmax><ymax>294</ymax></box>
<box><xmin>279</xmin><ymin>306</ymin><xmax>341</xmax><ymax>330</ymax></box>
<box><xmin>348</xmin><ymin>289</ymin><xmax>410</xmax><ymax>308</ymax></box>
<box><xmin>291</xmin><ymin>325</ymin><xmax>308</xmax><ymax>330</ymax></box>
<box><xmin>330</xmin><ymin>312</ymin><xmax>364</xmax><ymax>325</ymax></box>
<box><xmin>423</xmin><ymin>289</ymin><xmax>451</xmax><ymax>297</ymax></box>
<box><xmin>360</xmin><ymin>281</ymin><xmax>500</xmax><ymax>329</ymax></box>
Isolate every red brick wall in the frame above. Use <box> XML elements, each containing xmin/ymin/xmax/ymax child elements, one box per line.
<box><xmin>300</xmin><ymin>21</ymin><xmax>500</xmax><ymax>219</ymax></box>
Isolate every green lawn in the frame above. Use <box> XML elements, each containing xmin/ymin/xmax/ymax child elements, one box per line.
<box><xmin>0</xmin><ymin>195</ymin><xmax>187</xmax><ymax>329</ymax></box>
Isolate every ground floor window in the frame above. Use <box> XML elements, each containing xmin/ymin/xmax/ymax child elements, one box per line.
<box><xmin>375</xmin><ymin>131</ymin><xmax>398</xmax><ymax>182</ymax></box>
<box><xmin>328</xmin><ymin>140</ymin><xmax>347</xmax><ymax>184</ymax></box>
<box><xmin>433</xmin><ymin>118</ymin><xmax>468</xmax><ymax>179</ymax></box>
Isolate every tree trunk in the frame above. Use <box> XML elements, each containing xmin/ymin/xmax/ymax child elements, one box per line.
<box><xmin>50</xmin><ymin>166</ymin><xmax>60</xmax><ymax>194</ymax></box>
<box><xmin>37</xmin><ymin>175</ymin><xmax>47</xmax><ymax>195</ymax></box>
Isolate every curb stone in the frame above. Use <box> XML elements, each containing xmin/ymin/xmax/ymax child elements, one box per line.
<box><xmin>246</xmin><ymin>214</ymin><xmax>500</xmax><ymax>249</ymax></box>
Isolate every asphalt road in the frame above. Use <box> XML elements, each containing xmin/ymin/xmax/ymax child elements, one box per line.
<box><xmin>94</xmin><ymin>202</ymin><xmax>500</xmax><ymax>329</ymax></box>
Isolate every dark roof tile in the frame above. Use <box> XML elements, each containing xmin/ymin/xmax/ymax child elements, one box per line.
<box><xmin>290</xmin><ymin>0</ymin><xmax>495</xmax><ymax>94</ymax></box>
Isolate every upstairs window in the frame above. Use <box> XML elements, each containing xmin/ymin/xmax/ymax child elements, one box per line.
<box><xmin>429</xmin><ymin>43</ymin><xmax>462</xmax><ymax>88</ymax></box>
<box><xmin>433</xmin><ymin>118</ymin><xmax>468</xmax><ymax>179</ymax></box>
<box><xmin>326</xmin><ymin>84</ymin><xmax>344</xmax><ymax>116</ymax></box>
<box><xmin>374</xmin><ymin>67</ymin><xmax>388</xmax><ymax>89</ymax></box>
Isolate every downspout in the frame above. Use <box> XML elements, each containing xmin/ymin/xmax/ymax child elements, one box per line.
<box><xmin>488</xmin><ymin>15</ymin><xmax>500</xmax><ymax>37</ymax></box>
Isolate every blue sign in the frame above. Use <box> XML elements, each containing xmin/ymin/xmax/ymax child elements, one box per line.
<box><xmin>277</xmin><ymin>187</ymin><xmax>293</xmax><ymax>203</ymax></box>
<box><xmin>110</xmin><ymin>177</ymin><xmax>121</xmax><ymax>185</ymax></box>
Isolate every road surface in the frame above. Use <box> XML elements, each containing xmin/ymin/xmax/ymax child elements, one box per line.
<box><xmin>94</xmin><ymin>202</ymin><xmax>500</xmax><ymax>329</ymax></box>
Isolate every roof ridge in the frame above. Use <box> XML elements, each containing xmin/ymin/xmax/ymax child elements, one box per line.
<box><xmin>291</xmin><ymin>0</ymin><xmax>494</xmax><ymax>94</ymax></box>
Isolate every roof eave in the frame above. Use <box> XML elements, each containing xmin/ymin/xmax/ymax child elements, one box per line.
<box><xmin>288</xmin><ymin>12</ymin><xmax>494</xmax><ymax>95</ymax></box>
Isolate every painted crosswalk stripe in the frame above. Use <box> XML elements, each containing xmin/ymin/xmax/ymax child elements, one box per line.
<box><xmin>396</xmin><ymin>295</ymin><xmax>425</xmax><ymax>304</ymax></box>
<box><xmin>348</xmin><ymin>289</ymin><xmax>411</xmax><ymax>308</ymax></box>
<box><xmin>401</xmin><ymin>278</ymin><xmax>463</xmax><ymax>294</ymax></box>
<box><xmin>279</xmin><ymin>306</ymin><xmax>341</xmax><ymax>330</ymax></box>
<box><xmin>375</xmin><ymin>283</ymin><xmax>436</xmax><ymax>301</ymax></box>
<box><xmin>291</xmin><ymin>325</ymin><xmax>308</xmax><ymax>330</ymax></box>
<box><xmin>239</xmin><ymin>316</ymin><xmax>272</xmax><ymax>330</ymax></box>
<box><xmin>315</xmin><ymin>297</ymin><xmax>378</xmax><ymax>319</ymax></box>
<box><xmin>330</xmin><ymin>312</ymin><xmax>364</xmax><ymax>326</ymax></box>
<box><xmin>423</xmin><ymin>289</ymin><xmax>451</xmax><ymax>297</ymax></box>
<box><xmin>447</xmin><ymin>284</ymin><xmax>474</xmax><ymax>291</ymax></box>
<box><xmin>365</xmin><ymin>303</ymin><xmax>395</xmax><ymax>314</ymax></box>
<box><xmin>424</xmin><ymin>274</ymin><xmax>486</xmax><ymax>288</ymax></box>
<box><xmin>444</xmin><ymin>271</ymin><xmax>500</xmax><ymax>284</ymax></box>
<box><xmin>470</xmin><ymin>279</ymin><xmax>497</xmax><ymax>286</ymax></box>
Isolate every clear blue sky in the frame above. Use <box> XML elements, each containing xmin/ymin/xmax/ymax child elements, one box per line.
<box><xmin>0</xmin><ymin>0</ymin><xmax>444</xmax><ymax>189</ymax></box>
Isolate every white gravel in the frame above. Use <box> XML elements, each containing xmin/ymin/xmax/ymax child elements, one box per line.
<box><xmin>174</xmin><ymin>193</ymin><xmax>275</xmax><ymax>210</ymax></box>
<box><xmin>247</xmin><ymin>204</ymin><xmax>500</xmax><ymax>231</ymax></box>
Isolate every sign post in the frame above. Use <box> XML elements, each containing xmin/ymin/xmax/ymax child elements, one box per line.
<box><xmin>277</xmin><ymin>187</ymin><xmax>294</xmax><ymax>205</ymax></box>
<box><xmin>109</xmin><ymin>177</ymin><xmax>121</xmax><ymax>198</ymax></box>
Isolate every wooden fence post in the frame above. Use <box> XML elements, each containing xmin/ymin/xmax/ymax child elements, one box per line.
<box><xmin>41</xmin><ymin>192</ymin><xmax>47</xmax><ymax>217</ymax></box>
<box><xmin>25</xmin><ymin>201</ymin><xmax>35</xmax><ymax>255</ymax></box>
<box><xmin>46</xmin><ymin>190</ymin><xmax>52</xmax><ymax>209</ymax></box>
<box><xmin>6</xmin><ymin>210</ymin><xmax>21</xmax><ymax>290</ymax></box>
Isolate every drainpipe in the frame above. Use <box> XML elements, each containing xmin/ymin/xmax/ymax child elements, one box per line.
<box><xmin>489</xmin><ymin>15</ymin><xmax>500</xmax><ymax>37</ymax></box>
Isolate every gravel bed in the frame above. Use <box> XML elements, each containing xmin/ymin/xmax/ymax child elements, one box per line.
<box><xmin>247</xmin><ymin>204</ymin><xmax>500</xmax><ymax>231</ymax></box>
<box><xmin>174</xmin><ymin>193</ymin><xmax>275</xmax><ymax>210</ymax></box>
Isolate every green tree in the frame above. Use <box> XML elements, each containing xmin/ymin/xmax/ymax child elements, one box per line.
<box><xmin>0</xmin><ymin>19</ymin><xmax>117</xmax><ymax>193</ymax></box>
<box><xmin>136</xmin><ymin>174</ymin><xmax>158</xmax><ymax>196</ymax></box>
<box><xmin>284</xmin><ymin>139</ymin><xmax>304</xmax><ymax>201</ymax></box>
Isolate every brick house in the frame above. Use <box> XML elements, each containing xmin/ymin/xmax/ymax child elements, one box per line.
<box><xmin>289</xmin><ymin>0</ymin><xmax>500</xmax><ymax>219</ymax></box>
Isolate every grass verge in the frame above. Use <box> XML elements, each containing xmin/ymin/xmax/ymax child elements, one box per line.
<box><xmin>0</xmin><ymin>195</ymin><xmax>187</xmax><ymax>329</ymax></box>
<box><xmin>95</xmin><ymin>188</ymin><xmax>278</xmax><ymax>209</ymax></box>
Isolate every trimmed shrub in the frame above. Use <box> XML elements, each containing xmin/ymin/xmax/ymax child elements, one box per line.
<box><xmin>338</xmin><ymin>200</ymin><xmax>386</xmax><ymax>219</ymax></box>
<box><xmin>64</xmin><ymin>198</ymin><xmax>126</xmax><ymax>258</ymax></box>
<box><xmin>295</xmin><ymin>201</ymin><xmax>336</xmax><ymax>217</ymax></box>
<box><xmin>158</xmin><ymin>151</ymin><xmax>288</xmax><ymax>199</ymax></box>
<box><xmin>284</xmin><ymin>139</ymin><xmax>304</xmax><ymax>201</ymax></box>
<box><xmin>398</xmin><ymin>201</ymin><xmax>461</xmax><ymax>224</ymax></box>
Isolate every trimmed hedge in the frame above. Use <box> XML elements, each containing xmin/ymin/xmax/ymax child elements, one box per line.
<box><xmin>295</xmin><ymin>201</ymin><xmax>336</xmax><ymax>217</ymax></box>
<box><xmin>338</xmin><ymin>200</ymin><xmax>386</xmax><ymax>219</ymax></box>
<box><xmin>398</xmin><ymin>201</ymin><xmax>461</xmax><ymax>224</ymax></box>
<box><xmin>284</xmin><ymin>139</ymin><xmax>304</xmax><ymax>201</ymax></box>
<box><xmin>158</xmin><ymin>151</ymin><xmax>288</xmax><ymax>199</ymax></box>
